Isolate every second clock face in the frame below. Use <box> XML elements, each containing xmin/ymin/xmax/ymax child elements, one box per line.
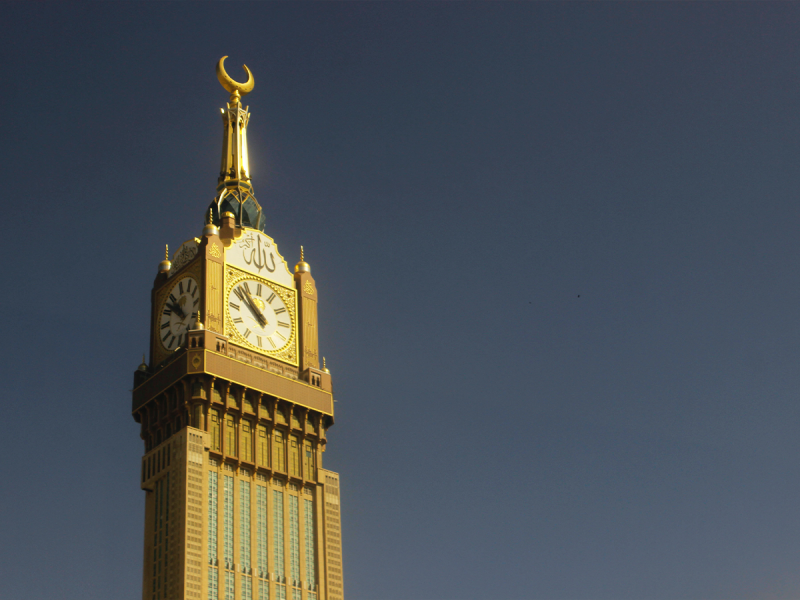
<box><xmin>159</xmin><ymin>276</ymin><xmax>199</xmax><ymax>351</ymax></box>
<box><xmin>227</xmin><ymin>278</ymin><xmax>293</xmax><ymax>352</ymax></box>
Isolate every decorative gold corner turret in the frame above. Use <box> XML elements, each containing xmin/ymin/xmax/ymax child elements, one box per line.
<box><xmin>158</xmin><ymin>244</ymin><xmax>171</xmax><ymax>274</ymax></box>
<box><xmin>295</xmin><ymin>245</ymin><xmax>311</xmax><ymax>274</ymax></box>
<box><xmin>294</xmin><ymin>246</ymin><xmax>320</xmax><ymax>372</ymax></box>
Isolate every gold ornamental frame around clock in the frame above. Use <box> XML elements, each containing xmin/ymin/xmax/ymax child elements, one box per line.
<box><xmin>224</xmin><ymin>265</ymin><xmax>298</xmax><ymax>366</ymax></box>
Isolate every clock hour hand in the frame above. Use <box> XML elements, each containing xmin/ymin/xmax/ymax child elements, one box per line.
<box><xmin>241</xmin><ymin>286</ymin><xmax>268</xmax><ymax>327</ymax></box>
<box><xmin>168</xmin><ymin>301</ymin><xmax>187</xmax><ymax>319</ymax></box>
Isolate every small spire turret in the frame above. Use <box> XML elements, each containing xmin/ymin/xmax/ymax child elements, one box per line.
<box><xmin>191</xmin><ymin>310</ymin><xmax>204</xmax><ymax>331</ymax></box>
<box><xmin>158</xmin><ymin>244</ymin><xmax>171</xmax><ymax>273</ymax></box>
<box><xmin>295</xmin><ymin>245</ymin><xmax>310</xmax><ymax>273</ymax></box>
<box><xmin>203</xmin><ymin>207</ymin><xmax>219</xmax><ymax>237</ymax></box>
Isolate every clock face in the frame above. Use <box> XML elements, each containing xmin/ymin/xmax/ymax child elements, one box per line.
<box><xmin>227</xmin><ymin>278</ymin><xmax>294</xmax><ymax>352</ymax></box>
<box><xmin>158</xmin><ymin>276</ymin><xmax>199</xmax><ymax>351</ymax></box>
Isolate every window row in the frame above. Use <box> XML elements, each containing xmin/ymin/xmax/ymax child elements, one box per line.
<box><xmin>208</xmin><ymin>412</ymin><xmax>316</xmax><ymax>480</ymax></box>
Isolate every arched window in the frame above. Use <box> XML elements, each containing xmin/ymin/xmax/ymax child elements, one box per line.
<box><xmin>225</xmin><ymin>415</ymin><xmax>237</xmax><ymax>458</ymax></box>
<box><xmin>303</xmin><ymin>440</ymin><xmax>316</xmax><ymax>481</ymax></box>
<box><xmin>257</xmin><ymin>425</ymin><xmax>269</xmax><ymax>466</ymax></box>
<box><xmin>289</xmin><ymin>436</ymin><xmax>300</xmax><ymax>477</ymax></box>
<box><xmin>241</xmin><ymin>420</ymin><xmax>253</xmax><ymax>462</ymax></box>
<box><xmin>273</xmin><ymin>430</ymin><xmax>285</xmax><ymax>472</ymax></box>
<box><xmin>210</xmin><ymin>409</ymin><xmax>221</xmax><ymax>452</ymax></box>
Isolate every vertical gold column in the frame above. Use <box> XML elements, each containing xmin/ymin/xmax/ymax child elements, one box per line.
<box><xmin>298</xmin><ymin>483</ymin><xmax>307</xmax><ymax>597</ymax></box>
<box><xmin>266</xmin><ymin>476</ymin><xmax>274</xmax><ymax>600</ymax></box>
<box><xmin>200</xmin><ymin>429</ymin><xmax>211</xmax><ymax>600</ymax></box>
<box><xmin>216</xmin><ymin>461</ymin><xmax>224</xmax><ymax>600</ymax></box>
<box><xmin>203</xmin><ymin>235</ymin><xmax>225</xmax><ymax>334</ymax></box>
<box><xmin>283</xmin><ymin>481</ymin><xmax>291</xmax><ymax>589</ymax></box>
<box><xmin>250</xmin><ymin>470</ymin><xmax>258</xmax><ymax>600</ymax></box>
<box><xmin>142</xmin><ymin>486</ymin><xmax>155</xmax><ymax>600</ymax></box>
<box><xmin>314</xmin><ymin>483</ymin><xmax>327</xmax><ymax>600</ymax></box>
<box><xmin>233</xmin><ymin>467</ymin><xmax>241</xmax><ymax>600</ymax></box>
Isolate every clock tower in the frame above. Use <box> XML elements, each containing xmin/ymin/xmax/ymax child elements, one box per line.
<box><xmin>132</xmin><ymin>58</ymin><xmax>344</xmax><ymax>600</ymax></box>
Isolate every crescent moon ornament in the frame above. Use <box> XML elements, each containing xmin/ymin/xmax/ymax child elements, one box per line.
<box><xmin>216</xmin><ymin>56</ymin><xmax>254</xmax><ymax>104</ymax></box>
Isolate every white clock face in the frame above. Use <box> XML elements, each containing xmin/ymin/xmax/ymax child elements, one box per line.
<box><xmin>159</xmin><ymin>276</ymin><xmax>199</xmax><ymax>351</ymax></box>
<box><xmin>227</xmin><ymin>278</ymin><xmax>293</xmax><ymax>352</ymax></box>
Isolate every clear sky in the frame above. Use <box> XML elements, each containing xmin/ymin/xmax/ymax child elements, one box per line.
<box><xmin>1</xmin><ymin>3</ymin><xmax>799</xmax><ymax>599</ymax></box>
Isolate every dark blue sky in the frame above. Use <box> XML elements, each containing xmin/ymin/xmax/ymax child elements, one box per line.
<box><xmin>2</xmin><ymin>3</ymin><xmax>800</xmax><ymax>599</ymax></box>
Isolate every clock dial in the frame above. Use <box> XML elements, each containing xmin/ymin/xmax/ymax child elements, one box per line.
<box><xmin>227</xmin><ymin>278</ymin><xmax>293</xmax><ymax>352</ymax></box>
<box><xmin>158</xmin><ymin>276</ymin><xmax>199</xmax><ymax>351</ymax></box>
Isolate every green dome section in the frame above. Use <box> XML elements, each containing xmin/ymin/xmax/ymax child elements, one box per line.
<box><xmin>207</xmin><ymin>181</ymin><xmax>267</xmax><ymax>233</ymax></box>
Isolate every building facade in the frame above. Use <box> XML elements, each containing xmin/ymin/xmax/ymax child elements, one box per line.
<box><xmin>131</xmin><ymin>57</ymin><xmax>344</xmax><ymax>600</ymax></box>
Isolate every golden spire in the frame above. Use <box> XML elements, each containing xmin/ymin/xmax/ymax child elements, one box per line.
<box><xmin>212</xmin><ymin>56</ymin><xmax>265</xmax><ymax>231</ymax></box>
<box><xmin>209</xmin><ymin>56</ymin><xmax>265</xmax><ymax>232</ymax></box>
<box><xmin>217</xmin><ymin>56</ymin><xmax>254</xmax><ymax>185</ymax></box>
<box><xmin>165</xmin><ymin>244</ymin><xmax>169</xmax><ymax>260</ymax></box>
<box><xmin>323</xmin><ymin>357</ymin><xmax>330</xmax><ymax>374</ymax></box>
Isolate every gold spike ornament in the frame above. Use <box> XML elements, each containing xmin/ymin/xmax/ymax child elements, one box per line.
<box><xmin>158</xmin><ymin>244</ymin><xmax>171</xmax><ymax>274</ymax></box>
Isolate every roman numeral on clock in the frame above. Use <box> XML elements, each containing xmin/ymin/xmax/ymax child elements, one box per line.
<box><xmin>243</xmin><ymin>328</ymin><xmax>251</xmax><ymax>339</ymax></box>
<box><xmin>274</xmin><ymin>307</ymin><xmax>286</xmax><ymax>314</ymax></box>
<box><xmin>233</xmin><ymin>317</ymin><xmax>243</xmax><ymax>324</ymax></box>
<box><xmin>161</xmin><ymin>322</ymin><xmax>170</xmax><ymax>330</ymax></box>
<box><xmin>267</xmin><ymin>337</ymin><xmax>276</xmax><ymax>348</ymax></box>
<box><xmin>163</xmin><ymin>308</ymin><xmax>172</xmax><ymax>316</ymax></box>
<box><xmin>257</xmin><ymin>336</ymin><xmax>262</xmax><ymax>347</ymax></box>
<box><xmin>275</xmin><ymin>331</ymin><xmax>287</xmax><ymax>341</ymax></box>
<box><xmin>233</xmin><ymin>287</ymin><xmax>245</xmax><ymax>302</ymax></box>
<box><xmin>179</xmin><ymin>281</ymin><xmax>183</xmax><ymax>294</ymax></box>
<box><xmin>229</xmin><ymin>301</ymin><xmax>240</xmax><ymax>311</ymax></box>
<box><xmin>266</xmin><ymin>292</ymin><xmax>276</xmax><ymax>304</ymax></box>
<box><xmin>256</xmin><ymin>283</ymin><xmax>262</xmax><ymax>296</ymax></box>
<box><xmin>278</xmin><ymin>321</ymin><xmax>290</xmax><ymax>328</ymax></box>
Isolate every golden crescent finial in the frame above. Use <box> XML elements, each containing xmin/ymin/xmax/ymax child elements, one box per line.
<box><xmin>217</xmin><ymin>56</ymin><xmax>254</xmax><ymax>97</ymax></box>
